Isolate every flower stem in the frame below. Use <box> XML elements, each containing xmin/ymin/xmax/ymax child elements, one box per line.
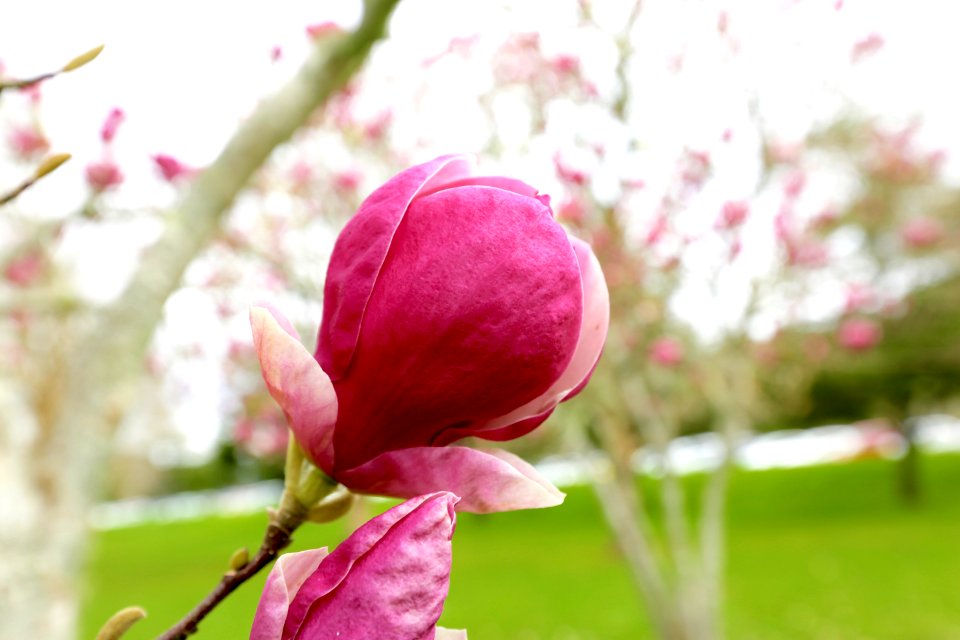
<box><xmin>155</xmin><ymin>493</ymin><xmax>308</xmax><ymax>640</ymax></box>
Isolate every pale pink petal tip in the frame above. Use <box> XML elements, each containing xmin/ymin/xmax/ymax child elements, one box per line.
<box><xmin>250</xmin><ymin>306</ymin><xmax>338</xmax><ymax>469</ymax></box>
<box><xmin>250</xmin><ymin>548</ymin><xmax>329</xmax><ymax>640</ymax></box>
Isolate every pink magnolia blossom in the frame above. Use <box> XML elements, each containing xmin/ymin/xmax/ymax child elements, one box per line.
<box><xmin>100</xmin><ymin>107</ymin><xmax>125</xmax><ymax>144</ymax></box>
<box><xmin>250</xmin><ymin>492</ymin><xmax>466</xmax><ymax>640</ymax></box>
<box><xmin>649</xmin><ymin>337</ymin><xmax>683</xmax><ymax>367</ymax></box>
<box><xmin>253</xmin><ymin>155</ymin><xmax>609</xmax><ymax>513</ymax></box>
<box><xmin>152</xmin><ymin>154</ymin><xmax>198</xmax><ymax>183</ymax></box>
<box><xmin>85</xmin><ymin>160</ymin><xmax>124</xmax><ymax>192</ymax></box>
<box><xmin>838</xmin><ymin>318</ymin><xmax>882</xmax><ymax>352</ymax></box>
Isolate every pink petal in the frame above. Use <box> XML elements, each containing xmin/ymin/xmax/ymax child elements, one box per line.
<box><xmin>250</xmin><ymin>549</ymin><xmax>329</xmax><ymax>640</ymax></box>
<box><xmin>337</xmin><ymin>447</ymin><xmax>564</xmax><ymax>514</ymax></box>
<box><xmin>283</xmin><ymin>493</ymin><xmax>458</xmax><ymax>640</ymax></box>
<box><xmin>316</xmin><ymin>155</ymin><xmax>474</xmax><ymax>380</ymax></box>
<box><xmin>330</xmin><ymin>185</ymin><xmax>582</xmax><ymax>470</ymax></box>
<box><xmin>250</xmin><ymin>306</ymin><xmax>338</xmax><ymax>472</ymax></box>
<box><xmin>437</xmin><ymin>235</ymin><xmax>609</xmax><ymax>442</ymax></box>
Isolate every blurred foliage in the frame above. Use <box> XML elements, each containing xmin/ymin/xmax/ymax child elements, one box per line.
<box><xmin>161</xmin><ymin>444</ymin><xmax>284</xmax><ymax>495</ymax></box>
<box><xmin>763</xmin><ymin>274</ymin><xmax>960</xmax><ymax>428</ymax></box>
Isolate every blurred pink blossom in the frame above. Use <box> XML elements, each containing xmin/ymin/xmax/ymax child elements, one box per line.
<box><xmin>787</xmin><ymin>239</ymin><xmax>828</xmax><ymax>268</ymax></box>
<box><xmin>362</xmin><ymin>110</ymin><xmax>392</xmax><ymax>142</ymax></box>
<box><xmin>550</xmin><ymin>53</ymin><xmax>580</xmax><ymax>75</ymax></box>
<box><xmin>851</xmin><ymin>32</ymin><xmax>885</xmax><ymax>63</ymax></box>
<box><xmin>680</xmin><ymin>150</ymin><xmax>711</xmax><ymax>187</ymax></box>
<box><xmin>289</xmin><ymin>160</ymin><xmax>313</xmax><ymax>189</ymax></box>
<box><xmin>332</xmin><ymin>168</ymin><xmax>363</xmax><ymax>194</ymax></box>
<box><xmin>644</xmin><ymin>214</ymin><xmax>669</xmax><ymax>247</ymax></box>
<box><xmin>553</xmin><ymin>153</ymin><xmax>588</xmax><ymax>186</ymax></box>
<box><xmin>234</xmin><ymin>414</ymin><xmax>288</xmax><ymax>460</ymax></box>
<box><xmin>649</xmin><ymin>337</ymin><xmax>684</xmax><ymax>367</ymax></box>
<box><xmin>557</xmin><ymin>195</ymin><xmax>586</xmax><ymax>223</ymax></box>
<box><xmin>728</xmin><ymin>237</ymin><xmax>742</xmax><ymax>261</ymax></box>
<box><xmin>716</xmin><ymin>200</ymin><xmax>749</xmax><ymax>229</ymax></box>
<box><xmin>3</xmin><ymin>251</ymin><xmax>45</xmax><ymax>287</ymax></box>
<box><xmin>100</xmin><ymin>107</ymin><xmax>125</xmax><ymax>144</ymax></box>
<box><xmin>844</xmin><ymin>283</ymin><xmax>875</xmax><ymax>313</ymax></box>
<box><xmin>152</xmin><ymin>153</ymin><xmax>198</xmax><ymax>183</ymax></box>
<box><xmin>811</xmin><ymin>207</ymin><xmax>839</xmax><ymax>231</ymax></box>
<box><xmin>8</xmin><ymin>126</ymin><xmax>49</xmax><ymax>159</ymax></box>
<box><xmin>85</xmin><ymin>160</ymin><xmax>124</xmax><ymax>192</ymax></box>
<box><xmin>900</xmin><ymin>216</ymin><xmax>944</xmax><ymax>249</ymax></box>
<box><xmin>783</xmin><ymin>171</ymin><xmax>806</xmax><ymax>199</ymax></box>
<box><xmin>838</xmin><ymin>318</ymin><xmax>882</xmax><ymax>352</ymax></box>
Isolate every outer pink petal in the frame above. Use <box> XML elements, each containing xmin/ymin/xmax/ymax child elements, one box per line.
<box><xmin>251</xmin><ymin>306</ymin><xmax>338</xmax><ymax>472</ymax></box>
<box><xmin>316</xmin><ymin>155</ymin><xmax>474</xmax><ymax>380</ymax></box>
<box><xmin>337</xmin><ymin>447</ymin><xmax>564</xmax><ymax>514</ymax></box>
<box><xmin>250</xmin><ymin>549</ymin><xmax>329</xmax><ymax>640</ymax></box>
<box><xmin>330</xmin><ymin>185</ymin><xmax>582</xmax><ymax>470</ymax></box>
<box><xmin>283</xmin><ymin>493</ymin><xmax>458</xmax><ymax>640</ymax></box>
<box><xmin>436</xmin><ymin>235</ymin><xmax>610</xmax><ymax>443</ymax></box>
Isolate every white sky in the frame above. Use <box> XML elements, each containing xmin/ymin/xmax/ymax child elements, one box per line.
<box><xmin>3</xmin><ymin>0</ymin><xmax>959</xmax><ymax>459</ymax></box>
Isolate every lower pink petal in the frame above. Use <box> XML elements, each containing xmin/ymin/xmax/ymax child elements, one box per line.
<box><xmin>337</xmin><ymin>447</ymin><xmax>564</xmax><ymax>514</ymax></box>
<box><xmin>284</xmin><ymin>493</ymin><xmax>457</xmax><ymax>640</ymax></box>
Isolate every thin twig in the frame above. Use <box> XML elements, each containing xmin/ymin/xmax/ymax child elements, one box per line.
<box><xmin>156</xmin><ymin>519</ymin><xmax>297</xmax><ymax>640</ymax></box>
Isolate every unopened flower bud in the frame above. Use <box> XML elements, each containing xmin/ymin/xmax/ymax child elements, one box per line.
<box><xmin>94</xmin><ymin>606</ymin><xmax>145</xmax><ymax>640</ymax></box>
<box><xmin>228</xmin><ymin>547</ymin><xmax>250</xmax><ymax>572</ymax></box>
<box><xmin>62</xmin><ymin>44</ymin><xmax>104</xmax><ymax>72</ymax></box>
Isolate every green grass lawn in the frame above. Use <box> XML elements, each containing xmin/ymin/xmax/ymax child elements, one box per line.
<box><xmin>81</xmin><ymin>455</ymin><xmax>960</xmax><ymax>639</ymax></box>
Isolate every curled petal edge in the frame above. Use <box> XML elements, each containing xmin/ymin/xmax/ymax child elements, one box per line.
<box><xmin>250</xmin><ymin>548</ymin><xmax>329</xmax><ymax>640</ymax></box>
<box><xmin>251</xmin><ymin>306</ymin><xmax>338</xmax><ymax>472</ymax></box>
